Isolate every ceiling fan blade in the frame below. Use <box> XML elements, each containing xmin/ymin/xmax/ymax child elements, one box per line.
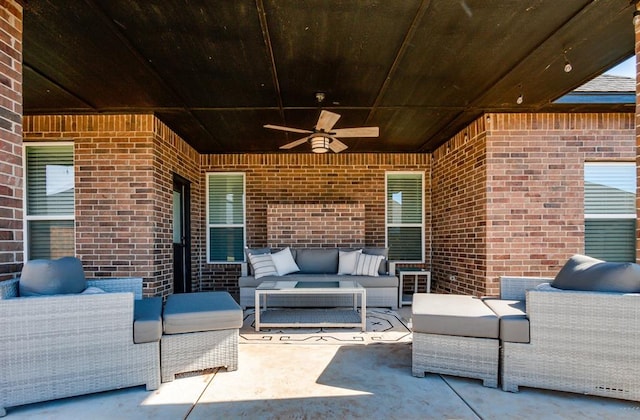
<box><xmin>315</xmin><ymin>110</ymin><xmax>341</xmax><ymax>131</ymax></box>
<box><xmin>331</xmin><ymin>127</ymin><xmax>379</xmax><ymax>137</ymax></box>
<box><xmin>279</xmin><ymin>136</ymin><xmax>309</xmax><ymax>150</ymax></box>
<box><xmin>264</xmin><ymin>124</ymin><xmax>312</xmax><ymax>134</ymax></box>
<box><xmin>329</xmin><ymin>138</ymin><xmax>348</xmax><ymax>153</ymax></box>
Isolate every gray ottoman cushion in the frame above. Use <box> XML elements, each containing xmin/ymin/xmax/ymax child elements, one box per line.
<box><xmin>19</xmin><ymin>256</ymin><xmax>87</xmax><ymax>296</ymax></box>
<box><xmin>552</xmin><ymin>254</ymin><xmax>640</xmax><ymax>293</ymax></box>
<box><xmin>134</xmin><ymin>297</ymin><xmax>163</xmax><ymax>344</ymax></box>
<box><xmin>412</xmin><ymin>294</ymin><xmax>499</xmax><ymax>339</ymax></box>
<box><xmin>163</xmin><ymin>292</ymin><xmax>243</xmax><ymax>335</ymax></box>
<box><xmin>482</xmin><ymin>298</ymin><xmax>529</xmax><ymax>343</ymax></box>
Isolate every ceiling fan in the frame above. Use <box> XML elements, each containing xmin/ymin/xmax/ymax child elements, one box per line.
<box><xmin>264</xmin><ymin>93</ymin><xmax>379</xmax><ymax>153</ymax></box>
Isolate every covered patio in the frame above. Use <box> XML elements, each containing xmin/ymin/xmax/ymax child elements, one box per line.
<box><xmin>2</xmin><ymin>0</ymin><xmax>640</xmax><ymax>418</ymax></box>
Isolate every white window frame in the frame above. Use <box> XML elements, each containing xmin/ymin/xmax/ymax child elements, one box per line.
<box><xmin>23</xmin><ymin>142</ymin><xmax>76</xmax><ymax>260</ymax></box>
<box><xmin>584</xmin><ymin>161</ymin><xmax>636</xmax><ymax>261</ymax></box>
<box><xmin>385</xmin><ymin>171</ymin><xmax>425</xmax><ymax>263</ymax></box>
<box><xmin>206</xmin><ymin>172</ymin><xmax>246</xmax><ymax>264</ymax></box>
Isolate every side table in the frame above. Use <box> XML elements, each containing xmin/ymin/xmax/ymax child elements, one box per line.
<box><xmin>398</xmin><ymin>269</ymin><xmax>431</xmax><ymax>307</ymax></box>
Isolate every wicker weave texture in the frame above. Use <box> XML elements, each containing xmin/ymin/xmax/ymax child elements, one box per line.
<box><xmin>161</xmin><ymin>329</ymin><xmax>239</xmax><ymax>382</ymax></box>
<box><xmin>499</xmin><ymin>276</ymin><xmax>552</xmax><ymax>300</ymax></box>
<box><xmin>412</xmin><ymin>332</ymin><xmax>499</xmax><ymax>388</ymax></box>
<box><xmin>501</xmin><ymin>288</ymin><xmax>640</xmax><ymax>401</ymax></box>
<box><xmin>241</xmin><ymin>287</ymin><xmax>397</xmax><ymax>309</ymax></box>
<box><xmin>0</xmin><ymin>279</ymin><xmax>160</xmax><ymax>415</ymax></box>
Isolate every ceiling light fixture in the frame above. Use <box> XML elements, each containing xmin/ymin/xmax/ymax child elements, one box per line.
<box><xmin>516</xmin><ymin>93</ymin><xmax>524</xmax><ymax>105</ymax></box>
<box><xmin>563</xmin><ymin>53</ymin><xmax>573</xmax><ymax>73</ymax></box>
<box><xmin>310</xmin><ymin>136</ymin><xmax>330</xmax><ymax>153</ymax></box>
<box><xmin>634</xmin><ymin>10</ymin><xmax>640</xmax><ymax>26</ymax></box>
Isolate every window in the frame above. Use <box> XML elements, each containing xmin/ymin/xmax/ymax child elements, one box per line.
<box><xmin>386</xmin><ymin>172</ymin><xmax>424</xmax><ymax>261</ymax></box>
<box><xmin>584</xmin><ymin>162</ymin><xmax>636</xmax><ymax>262</ymax></box>
<box><xmin>24</xmin><ymin>143</ymin><xmax>75</xmax><ymax>260</ymax></box>
<box><xmin>206</xmin><ymin>173</ymin><xmax>245</xmax><ymax>263</ymax></box>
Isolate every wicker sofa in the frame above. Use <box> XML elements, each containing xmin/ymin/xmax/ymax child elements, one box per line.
<box><xmin>239</xmin><ymin>247</ymin><xmax>398</xmax><ymax>309</ymax></box>
<box><xmin>498</xmin><ymin>255</ymin><xmax>640</xmax><ymax>402</ymax></box>
<box><xmin>0</xmin><ymin>262</ymin><xmax>160</xmax><ymax>416</ymax></box>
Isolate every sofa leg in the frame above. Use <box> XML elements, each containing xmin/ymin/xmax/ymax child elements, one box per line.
<box><xmin>412</xmin><ymin>369</ymin><xmax>426</xmax><ymax>378</ymax></box>
<box><xmin>226</xmin><ymin>363</ymin><xmax>238</xmax><ymax>372</ymax></box>
<box><xmin>502</xmin><ymin>382</ymin><xmax>519</xmax><ymax>393</ymax></box>
<box><xmin>0</xmin><ymin>406</ymin><xmax>6</xmax><ymax>417</ymax></box>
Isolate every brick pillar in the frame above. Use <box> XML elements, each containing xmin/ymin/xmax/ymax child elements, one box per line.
<box><xmin>0</xmin><ymin>2</ymin><xmax>23</xmax><ymax>280</ymax></box>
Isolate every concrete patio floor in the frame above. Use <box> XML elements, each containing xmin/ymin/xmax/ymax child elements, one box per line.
<box><xmin>5</xmin><ymin>340</ymin><xmax>640</xmax><ymax>419</ymax></box>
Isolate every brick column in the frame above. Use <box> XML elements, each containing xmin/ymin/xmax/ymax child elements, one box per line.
<box><xmin>0</xmin><ymin>2</ymin><xmax>23</xmax><ymax>280</ymax></box>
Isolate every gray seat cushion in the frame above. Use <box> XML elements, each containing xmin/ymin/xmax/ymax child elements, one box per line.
<box><xmin>163</xmin><ymin>291</ymin><xmax>243</xmax><ymax>335</ymax></box>
<box><xmin>412</xmin><ymin>294</ymin><xmax>499</xmax><ymax>339</ymax></box>
<box><xmin>294</xmin><ymin>248</ymin><xmax>339</xmax><ymax>274</ymax></box>
<box><xmin>239</xmin><ymin>273</ymin><xmax>398</xmax><ymax>288</ymax></box>
<box><xmin>19</xmin><ymin>256</ymin><xmax>87</xmax><ymax>296</ymax></box>
<box><xmin>133</xmin><ymin>297</ymin><xmax>163</xmax><ymax>343</ymax></box>
<box><xmin>552</xmin><ymin>254</ymin><xmax>640</xmax><ymax>293</ymax></box>
<box><xmin>482</xmin><ymin>298</ymin><xmax>529</xmax><ymax>343</ymax></box>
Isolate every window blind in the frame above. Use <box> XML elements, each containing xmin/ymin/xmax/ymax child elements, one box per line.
<box><xmin>26</xmin><ymin>145</ymin><xmax>74</xmax><ymax>216</ymax></box>
<box><xmin>207</xmin><ymin>173</ymin><xmax>245</xmax><ymax>262</ymax></box>
<box><xmin>386</xmin><ymin>173</ymin><xmax>423</xmax><ymax>262</ymax></box>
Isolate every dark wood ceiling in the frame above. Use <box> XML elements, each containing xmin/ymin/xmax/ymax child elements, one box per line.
<box><xmin>23</xmin><ymin>0</ymin><xmax>636</xmax><ymax>154</ymax></box>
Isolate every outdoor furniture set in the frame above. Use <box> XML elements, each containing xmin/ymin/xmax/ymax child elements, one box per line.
<box><xmin>239</xmin><ymin>246</ymin><xmax>398</xmax><ymax>309</ymax></box>
<box><xmin>0</xmin><ymin>257</ymin><xmax>242</xmax><ymax>416</ymax></box>
<box><xmin>412</xmin><ymin>254</ymin><xmax>640</xmax><ymax>403</ymax></box>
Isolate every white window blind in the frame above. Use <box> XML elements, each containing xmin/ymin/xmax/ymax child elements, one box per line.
<box><xmin>207</xmin><ymin>173</ymin><xmax>245</xmax><ymax>263</ymax></box>
<box><xmin>386</xmin><ymin>172</ymin><xmax>424</xmax><ymax>261</ymax></box>
<box><xmin>584</xmin><ymin>162</ymin><xmax>636</xmax><ymax>262</ymax></box>
<box><xmin>25</xmin><ymin>144</ymin><xmax>75</xmax><ymax>259</ymax></box>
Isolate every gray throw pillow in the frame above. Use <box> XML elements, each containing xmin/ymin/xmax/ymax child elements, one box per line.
<box><xmin>19</xmin><ymin>256</ymin><xmax>87</xmax><ymax>296</ymax></box>
<box><xmin>363</xmin><ymin>247</ymin><xmax>389</xmax><ymax>275</ymax></box>
<box><xmin>552</xmin><ymin>254</ymin><xmax>640</xmax><ymax>293</ymax></box>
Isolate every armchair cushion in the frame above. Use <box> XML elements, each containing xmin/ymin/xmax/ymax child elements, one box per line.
<box><xmin>482</xmin><ymin>298</ymin><xmax>529</xmax><ymax>343</ymax></box>
<box><xmin>19</xmin><ymin>256</ymin><xmax>87</xmax><ymax>297</ymax></box>
<box><xmin>552</xmin><ymin>254</ymin><xmax>640</xmax><ymax>293</ymax></box>
<box><xmin>133</xmin><ymin>297</ymin><xmax>163</xmax><ymax>344</ymax></box>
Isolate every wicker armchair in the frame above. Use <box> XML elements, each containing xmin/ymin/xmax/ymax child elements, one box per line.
<box><xmin>0</xmin><ymin>277</ymin><xmax>160</xmax><ymax>417</ymax></box>
<box><xmin>500</xmin><ymin>276</ymin><xmax>640</xmax><ymax>402</ymax></box>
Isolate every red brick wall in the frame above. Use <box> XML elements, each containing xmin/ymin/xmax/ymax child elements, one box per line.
<box><xmin>433</xmin><ymin>112</ymin><xmax>635</xmax><ymax>297</ymax></box>
<box><xmin>0</xmin><ymin>1</ymin><xmax>22</xmax><ymax>280</ymax></box>
<box><xmin>23</xmin><ymin>114</ymin><xmax>201</xmax><ymax>297</ymax></box>
<box><xmin>200</xmin><ymin>153</ymin><xmax>432</xmax><ymax>293</ymax></box>
<box><xmin>431</xmin><ymin>118</ymin><xmax>488</xmax><ymax>295</ymax></box>
<box><xmin>267</xmin><ymin>203</ymin><xmax>365</xmax><ymax>248</ymax></box>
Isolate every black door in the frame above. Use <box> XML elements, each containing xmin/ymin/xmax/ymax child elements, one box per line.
<box><xmin>173</xmin><ymin>175</ymin><xmax>191</xmax><ymax>293</ymax></box>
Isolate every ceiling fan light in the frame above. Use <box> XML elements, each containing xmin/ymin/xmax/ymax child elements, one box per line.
<box><xmin>311</xmin><ymin>136</ymin><xmax>330</xmax><ymax>153</ymax></box>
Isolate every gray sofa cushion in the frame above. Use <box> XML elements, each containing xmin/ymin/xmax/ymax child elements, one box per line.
<box><xmin>295</xmin><ymin>248</ymin><xmax>339</xmax><ymax>274</ymax></box>
<box><xmin>239</xmin><ymin>273</ymin><xmax>398</xmax><ymax>288</ymax></box>
<box><xmin>163</xmin><ymin>291</ymin><xmax>243</xmax><ymax>334</ymax></box>
<box><xmin>552</xmin><ymin>254</ymin><xmax>640</xmax><ymax>293</ymax></box>
<box><xmin>133</xmin><ymin>297</ymin><xmax>163</xmax><ymax>343</ymax></box>
<box><xmin>412</xmin><ymin>294</ymin><xmax>499</xmax><ymax>339</ymax></box>
<box><xmin>482</xmin><ymin>298</ymin><xmax>529</xmax><ymax>343</ymax></box>
<box><xmin>19</xmin><ymin>256</ymin><xmax>87</xmax><ymax>297</ymax></box>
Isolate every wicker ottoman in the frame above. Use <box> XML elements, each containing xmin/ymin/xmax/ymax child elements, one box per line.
<box><xmin>411</xmin><ymin>294</ymin><xmax>499</xmax><ymax>388</ymax></box>
<box><xmin>161</xmin><ymin>292</ymin><xmax>243</xmax><ymax>382</ymax></box>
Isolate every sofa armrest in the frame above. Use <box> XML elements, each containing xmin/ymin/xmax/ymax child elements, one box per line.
<box><xmin>87</xmin><ymin>277</ymin><xmax>143</xmax><ymax>299</ymax></box>
<box><xmin>526</xmin><ymin>288</ymin><xmax>640</xmax><ymax>345</ymax></box>
<box><xmin>500</xmin><ymin>276</ymin><xmax>553</xmax><ymax>300</ymax></box>
<box><xmin>241</xmin><ymin>262</ymin><xmax>248</xmax><ymax>277</ymax></box>
<box><xmin>388</xmin><ymin>261</ymin><xmax>396</xmax><ymax>276</ymax></box>
<box><xmin>0</xmin><ymin>278</ymin><xmax>18</xmax><ymax>299</ymax></box>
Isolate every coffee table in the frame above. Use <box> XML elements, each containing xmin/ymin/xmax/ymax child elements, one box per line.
<box><xmin>254</xmin><ymin>280</ymin><xmax>366</xmax><ymax>331</ymax></box>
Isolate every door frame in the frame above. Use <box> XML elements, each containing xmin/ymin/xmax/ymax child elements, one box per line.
<box><xmin>172</xmin><ymin>173</ymin><xmax>192</xmax><ymax>293</ymax></box>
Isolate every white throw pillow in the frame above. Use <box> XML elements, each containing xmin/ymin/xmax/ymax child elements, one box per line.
<box><xmin>352</xmin><ymin>253</ymin><xmax>385</xmax><ymax>277</ymax></box>
<box><xmin>248</xmin><ymin>253</ymin><xmax>278</xmax><ymax>279</ymax></box>
<box><xmin>338</xmin><ymin>249</ymin><xmax>362</xmax><ymax>275</ymax></box>
<box><xmin>271</xmin><ymin>247</ymin><xmax>300</xmax><ymax>276</ymax></box>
